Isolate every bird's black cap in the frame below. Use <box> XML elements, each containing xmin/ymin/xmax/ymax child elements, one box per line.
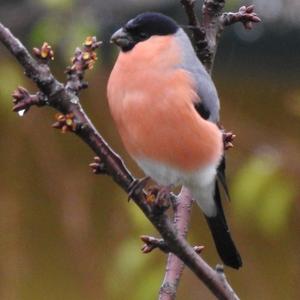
<box><xmin>125</xmin><ymin>12</ymin><xmax>179</xmax><ymax>37</ymax></box>
<box><xmin>111</xmin><ymin>12</ymin><xmax>179</xmax><ymax>52</ymax></box>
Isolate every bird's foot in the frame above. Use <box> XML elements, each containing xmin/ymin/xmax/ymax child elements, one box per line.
<box><xmin>127</xmin><ymin>176</ymin><xmax>150</xmax><ymax>201</ymax></box>
<box><xmin>89</xmin><ymin>156</ymin><xmax>107</xmax><ymax>174</ymax></box>
<box><xmin>147</xmin><ymin>185</ymin><xmax>173</xmax><ymax>212</ymax></box>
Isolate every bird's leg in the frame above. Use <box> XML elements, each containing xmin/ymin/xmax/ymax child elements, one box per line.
<box><xmin>147</xmin><ymin>185</ymin><xmax>174</xmax><ymax>212</ymax></box>
<box><xmin>127</xmin><ymin>176</ymin><xmax>150</xmax><ymax>201</ymax></box>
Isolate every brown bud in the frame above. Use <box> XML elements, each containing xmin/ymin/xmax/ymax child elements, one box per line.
<box><xmin>194</xmin><ymin>245</ymin><xmax>205</xmax><ymax>254</ymax></box>
<box><xmin>33</xmin><ymin>42</ymin><xmax>54</xmax><ymax>61</ymax></box>
<box><xmin>82</xmin><ymin>52</ymin><xmax>90</xmax><ymax>60</ymax></box>
<box><xmin>84</xmin><ymin>36</ymin><xmax>94</xmax><ymax>47</ymax></box>
<box><xmin>52</xmin><ymin>113</ymin><xmax>76</xmax><ymax>133</ymax></box>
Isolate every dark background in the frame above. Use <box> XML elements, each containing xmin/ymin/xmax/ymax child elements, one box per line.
<box><xmin>0</xmin><ymin>0</ymin><xmax>299</xmax><ymax>299</ymax></box>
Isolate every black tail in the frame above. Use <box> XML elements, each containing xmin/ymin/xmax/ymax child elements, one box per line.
<box><xmin>205</xmin><ymin>183</ymin><xmax>242</xmax><ymax>269</ymax></box>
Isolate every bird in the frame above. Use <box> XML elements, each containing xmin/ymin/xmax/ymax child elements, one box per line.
<box><xmin>107</xmin><ymin>12</ymin><xmax>242</xmax><ymax>269</ymax></box>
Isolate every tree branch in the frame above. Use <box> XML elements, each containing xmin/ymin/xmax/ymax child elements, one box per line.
<box><xmin>180</xmin><ymin>0</ymin><xmax>205</xmax><ymax>49</ymax></box>
<box><xmin>181</xmin><ymin>0</ymin><xmax>226</xmax><ymax>73</ymax></box>
<box><xmin>182</xmin><ymin>1</ymin><xmax>261</xmax><ymax>73</ymax></box>
<box><xmin>159</xmin><ymin>187</ymin><xmax>194</xmax><ymax>300</ymax></box>
<box><xmin>12</xmin><ymin>87</ymin><xmax>46</xmax><ymax>115</ymax></box>
<box><xmin>220</xmin><ymin>5</ymin><xmax>261</xmax><ymax>30</ymax></box>
<box><xmin>0</xmin><ymin>21</ymin><xmax>239</xmax><ymax>300</ymax></box>
<box><xmin>140</xmin><ymin>234</ymin><xmax>203</xmax><ymax>255</ymax></box>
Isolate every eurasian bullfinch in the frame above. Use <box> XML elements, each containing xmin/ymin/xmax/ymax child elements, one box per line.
<box><xmin>107</xmin><ymin>12</ymin><xmax>242</xmax><ymax>269</ymax></box>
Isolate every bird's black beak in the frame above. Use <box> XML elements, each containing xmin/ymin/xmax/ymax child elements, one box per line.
<box><xmin>110</xmin><ymin>28</ymin><xmax>133</xmax><ymax>49</ymax></box>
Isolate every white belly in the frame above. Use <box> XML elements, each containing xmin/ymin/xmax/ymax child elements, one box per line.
<box><xmin>135</xmin><ymin>157</ymin><xmax>218</xmax><ymax>217</ymax></box>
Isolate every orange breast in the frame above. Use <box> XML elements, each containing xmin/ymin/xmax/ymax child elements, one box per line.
<box><xmin>107</xmin><ymin>35</ymin><xmax>222</xmax><ymax>171</ymax></box>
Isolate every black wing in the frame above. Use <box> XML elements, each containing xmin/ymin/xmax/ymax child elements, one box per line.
<box><xmin>194</xmin><ymin>101</ymin><xmax>211</xmax><ymax>120</ymax></box>
<box><xmin>217</xmin><ymin>155</ymin><xmax>230</xmax><ymax>200</ymax></box>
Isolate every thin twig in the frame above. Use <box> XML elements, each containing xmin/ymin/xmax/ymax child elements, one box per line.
<box><xmin>200</xmin><ymin>0</ymin><xmax>226</xmax><ymax>73</ymax></box>
<box><xmin>141</xmin><ymin>234</ymin><xmax>203</xmax><ymax>255</ymax></box>
<box><xmin>180</xmin><ymin>0</ymin><xmax>205</xmax><ymax>46</ymax></box>
<box><xmin>220</xmin><ymin>5</ymin><xmax>261</xmax><ymax>30</ymax></box>
<box><xmin>181</xmin><ymin>0</ymin><xmax>226</xmax><ymax>72</ymax></box>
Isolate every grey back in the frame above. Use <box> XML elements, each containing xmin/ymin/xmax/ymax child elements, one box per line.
<box><xmin>175</xmin><ymin>29</ymin><xmax>220</xmax><ymax>123</ymax></box>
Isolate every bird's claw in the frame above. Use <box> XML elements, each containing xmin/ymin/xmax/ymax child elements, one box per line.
<box><xmin>147</xmin><ymin>185</ymin><xmax>172</xmax><ymax>212</ymax></box>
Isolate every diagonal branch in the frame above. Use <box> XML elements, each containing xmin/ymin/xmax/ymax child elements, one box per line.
<box><xmin>0</xmin><ymin>21</ymin><xmax>239</xmax><ymax>300</ymax></box>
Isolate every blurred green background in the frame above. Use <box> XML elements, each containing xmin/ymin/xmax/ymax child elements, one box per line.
<box><xmin>0</xmin><ymin>0</ymin><xmax>299</xmax><ymax>299</ymax></box>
